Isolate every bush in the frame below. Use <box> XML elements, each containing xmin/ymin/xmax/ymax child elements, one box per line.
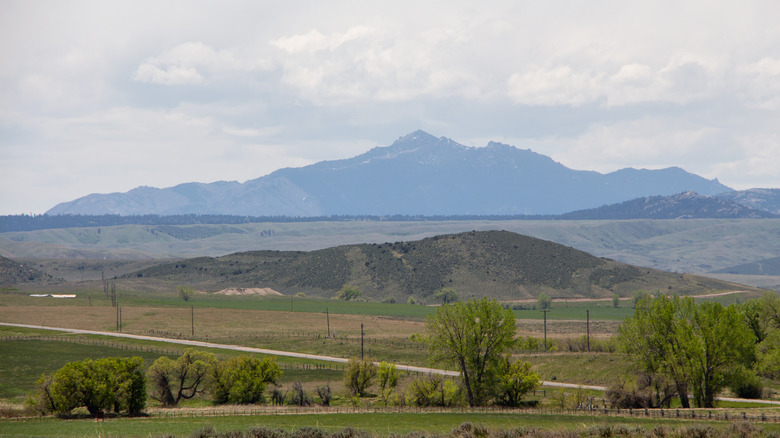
<box><xmin>494</xmin><ymin>358</ymin><xmax>540</xmax><ymax>407</ymax></box>
<box><xmin>344</xmin><ymin>358</ymin><xmax>376</xmax><ymax>397</ymax></box>
<box><xmin>407</xmin><ymin>374</ymin><xmax>461</xmax><ymax>407</ymax></box>
<box><xmin>270</xmin><ymin>387</ymin><xmax>285</xmax><ymax>406</ymax></box>
<box><xmin>730</xmin><ymin>367</ymin><xmax>763</xmax><ymax>399</ymax></box>
<box><xmin>316</xmin><ymin>384</ymin><xmax>332</xmax><ymax>406</ymax></box>
<box><xmin>211</xmin><ymin>356</ymin><xmax>281</xmax><ymax>404</ymax></box>
<box><xmin>288</xmin><ymin>381</ymin><xmax>312</xmax><ymax>407</ymax></box>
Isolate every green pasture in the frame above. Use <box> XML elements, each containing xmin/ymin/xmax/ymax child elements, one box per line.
<box><xmin>2</xmin><ymin>410</ymin><xmax>779</xmax><ymax>438</ymax></box>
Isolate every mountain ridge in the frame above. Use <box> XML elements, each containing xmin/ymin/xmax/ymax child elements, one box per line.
<box><xmin>48</xmin><ymin>130</ymin><xmax>732</xmax><ymax>216</ymax></box>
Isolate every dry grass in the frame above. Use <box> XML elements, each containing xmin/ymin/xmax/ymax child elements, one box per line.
<box><xmin>0</xmin><ymin>304</ymin><xmax>427</xmax><ymax>340</ymax></box>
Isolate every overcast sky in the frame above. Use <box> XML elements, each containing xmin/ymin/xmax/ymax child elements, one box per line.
<box><xmin>2</xmin><ymin>1</ymin><xmax>779</xmax><ymax>215</ymax></box>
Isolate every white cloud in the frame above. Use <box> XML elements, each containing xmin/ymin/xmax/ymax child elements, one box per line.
<box><xmin>132</xmin><ymin>41</ymin><xmax>272</xmax><ymax>85</ymax></box>
<box><xmin>133</xmin><ymin>64</ymin><xmax>204</xmax><ymax>85</ymax></box>
<box><xmin>2</xmin><ymin>1</ymin><xmax>780</xmax><ymax>214</ymax></box>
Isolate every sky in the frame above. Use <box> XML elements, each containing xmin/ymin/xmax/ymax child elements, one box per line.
<box><xmin>2</xmin><ymin>0</ymin><xmax>780</xmax><ymax>215</ymax></box>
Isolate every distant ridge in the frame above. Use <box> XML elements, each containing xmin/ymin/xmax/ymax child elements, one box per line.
<box><xmin>47</xmin><ymin>130</ymin><xmax>732</xmax><ymax>216</ymax></box>
<box><xmin>716</xmin><ymin>188</ymin><xmax>780</xmax><ymax>215</ymax></box>
<box><xmin>559</xmin><ymin>191</ymin><xmax>778</xmax><ymax>220</ymax></box>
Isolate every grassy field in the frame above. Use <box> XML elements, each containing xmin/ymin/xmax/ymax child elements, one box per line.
<box><xmin>2</xmin><ymin>287</ymin><xmax>779</xmax><ymax>437</ymax></box>
<box><xmin>2</xmin><ymin>410</ymin><xmax>780</xmax><ymax>438</ymax></box>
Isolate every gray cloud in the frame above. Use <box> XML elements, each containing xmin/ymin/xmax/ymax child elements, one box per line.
<box><xmin>1</xmin><ymin>0</ymin><xmax>779</xmax><ymax>214</ymax></box>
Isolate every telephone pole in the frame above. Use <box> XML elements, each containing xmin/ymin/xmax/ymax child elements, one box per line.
<box><xmin>361</xmin><ymin>323</ymin><xmax>364</xmax><ymax>360</ymax></box>
<box><xmin>541</xmin><ymin>309</ymin><xmax>550</xmax><ymax>351</ymax></box>
<box><xmin>586</xmin><ymin>309</ymin><xmax>590</xmax><ymax>352</ymax></box>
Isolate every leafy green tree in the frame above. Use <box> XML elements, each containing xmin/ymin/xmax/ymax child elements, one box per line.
<box><xmin>619</xmin><ymin>295</ymin><xmax>694</xmax><ymax>408</ymax></box>
<box><xmin>687</xmin><ymin>301</ymin><xmax>754</xmax><ymax>408</ymax></box>
<box><xmin>620</xmin><ymin>295</ymin><xmax>754</xmax><ymax>408</ymax></box>
<box><xmin>739</xmin><ymin>299</ymin><xmax>769</xmax><ymax>343</ymax></box>
<box><xmin>494</xmin><ymin>357</ymin><xmax>540</xmax><ymax>407</ymax></box>
<box><xmin>344</xmin><ymin>358</ymin><xmax>376</xmax><ymax>397</ymax></box>
<box><xmin>30</xmin><ymin>357</ymin><xmax>145</xmax><ymax>417</ymax></box>
<box><xmin>758</xmin><ymin>292</ymin><xmax>780</xmax><ymax>329</ymax></box>
<box><xmin>756</xmin><ymin>329</ymin><xmax>780</xmax><ymax>379</ymax></box>
<box><xmin>612</xmin><ymin>294</ymin><xmax>620</xmax><ymax>308</ymax></box>
<box><xmin>177</xmin><ymin>285</ymin><xmax>194</xmax><ymax>302</ymax></box>
<box><xmin>147</xmin><ymin>349</ymin><xmax>216</xmax><ymax>407</ymax></box>
<box><xmin>336</xmin><ymin>285</ymin><xmax>362</xmax><ymax>301</ymax></box>
<box><xmin>211</xmin><ymin>356</ymin><xmax>282</xmax><ymax>404</ymax></box>
<box><xmin>537</xmin><ymin>292</ymin><xmax>552</xmax><ymax>310</ymax></box>
<box><xmin>104</xmin><ymin>356</ymin><xmax>146</xmax><ymax>415</ymax></box>
<box><xmin>377</xmin><ymin>361</ymin><xmax>400</xmax><ymax>405</ymax></box>
<box><xmin>407</xmin><ymin>374</ymin><xmax>460</xmax><ymax>407</ymax></box>
<box><xmin>433</xmin><ymin>288</ymin><xmax>459</xmax><ymax>304</ymax></box>
<box><xmin>426</xmin><ymin>297</ymin><xmax>516</xmax><ymax>406</ymax></box>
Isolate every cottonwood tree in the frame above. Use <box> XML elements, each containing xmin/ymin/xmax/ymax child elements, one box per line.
<box><xmin>147</xmin><ymin>349</ymin><xmax>216</xmax><ymax>407</ymax></box>
<box><xmin>619</xmin><ymin>295</ymin><xmax>754</xmax><ymax>408</ymax></box>
<box><xmin>211</xmin><ymin>356</ymin><xmax>282</xmax><ymax>404</ymax></box>
<box><xmin>426</xmin><ymin>297</ymin><xmax>516</xmax><ymax>406</ymax></box>
<box><xmin>377</xmin><ymin>361</ymin><xmax>400</xmax><ymax>405</ymax></box>
<box><xmin>494</xmin><ymin>357</ymin><xmax>540</xmax><ymax>407</ymax></box>
<box><xmin>344</xmin><ymin>358</ymin><xmax>376</xmax><ymax>397</ymax></box>
<box><xmin>30</xmin><ymin>357</ymin><xmax>146</xmax><ymax>417</ymax></box>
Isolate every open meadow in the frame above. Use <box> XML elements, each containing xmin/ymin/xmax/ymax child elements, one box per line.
<box><xmin>1</xmin><ymin>284</ymin><xmax>779</xmax><ymax>437</ymax></box>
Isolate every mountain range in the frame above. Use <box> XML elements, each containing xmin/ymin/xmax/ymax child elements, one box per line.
<box><xmin>47</xmin><ymin>131</ymin><xmax>734</xmax><ymax>216</ymax></box>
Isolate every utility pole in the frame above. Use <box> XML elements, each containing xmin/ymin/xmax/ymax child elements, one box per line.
<box><xmin>586</xmin><ymin>309</ymin><xmax>590</xmax><ymax>352</ymax></box>
<box><xmin>191</xmin><ymin>305</ymin><xmax>195</xmax><ymax>337</ymax></box>
<box><xmin>290</xmin><ymin>295</ymin><xmax>293</xmax><ymax>312</ymax></box>
<box><xmin>541</xmin><ymin>309</ymin><xmax>550</xmax><ymax>351</ymax></box>
<box><xmin>326</xmin><ymin>307</ymin><xmax>330</xmax><ymax>338</ymax></box>
<box><xmin>361</xmin><ymin>323</ymin><xmax>364</xmax><ymax>360</ymax></box>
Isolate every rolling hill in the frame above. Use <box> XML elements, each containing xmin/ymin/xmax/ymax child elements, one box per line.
<box><xmin>125</xmin><ymin>230</ymin><xmax>750</xmax><ymax>301</ymax></box>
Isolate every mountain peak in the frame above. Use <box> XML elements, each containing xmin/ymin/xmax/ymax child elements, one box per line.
<box><xmin>46</xmin><ymin>131</ymin><xmax>736</xmax><ymax>216</ymax></box>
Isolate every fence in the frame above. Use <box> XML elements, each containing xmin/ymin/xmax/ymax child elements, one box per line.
<box><xmin>2</xmin><ymin>335</ymin><xmax>181</xmax><ymax>356</ymax></box>
<box><xmin>147</xmin><ymin>405</ymin><xmax>780</xmax><ymax>423</ymax></box>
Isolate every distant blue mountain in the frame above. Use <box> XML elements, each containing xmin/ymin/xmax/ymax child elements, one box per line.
<box><xmin>558</xmin><ymin>191</ymin><xmax>778</xmax><ymax>220</ymax></box>
<box><xmin>47</xmin><ymin>130</ymin><xmax>733</xmax><ymax>216</ymax></box>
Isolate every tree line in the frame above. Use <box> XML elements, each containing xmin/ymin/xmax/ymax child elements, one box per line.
<box><xmin>612</xmin><ymin>292</ymin><xmax>780</xmax><ymax>409</ymax></box>
<box><xmin>0</xmin><ymin>213</ymin><xmax>553</xmax><ymax>232</ymax></box>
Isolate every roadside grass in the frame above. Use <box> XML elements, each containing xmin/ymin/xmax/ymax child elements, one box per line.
<box><xmin>520</xmin><ymin>353</ymin><xmax>632</xmax><ymax>387</ymax></box>
<box><xmin>2</xmin><ymin>410</ymin><xmax>779</xmax><ymax>438</ymax></box>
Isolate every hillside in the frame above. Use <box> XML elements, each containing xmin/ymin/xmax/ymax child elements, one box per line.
<box><xmin>717</xmin><ymin>188</ymin><xmax>780</xmax><ymax>215</ymax></box>
<box><xmin>126</xmin><ymin>230</ymin><xmax>748</xmax><ymax>301</ymax></box>
<box><xmin>711</xmin><ymin>256</ymin><xmax>780</xmax><ymax>276</ymax></box>
<box><xmin>47</xmin><ymin>131</ymin><xmax>731</xmax><ymax>216</ymax></box>
<box><xmin>0</xmin><ymin>255</ymin><xmax>59</xmax><ymax>286</ymax></box>
<box><xmin>559</xmin><ymin>191</ymin><xmax>778</xmax><ymax>219</ymax></box>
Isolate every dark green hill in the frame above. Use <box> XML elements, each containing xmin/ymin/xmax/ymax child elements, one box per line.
<box><xmin>127</xmin><ymin>230</ymin><xmax>748</xmax><ymax>301</ymax></box>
